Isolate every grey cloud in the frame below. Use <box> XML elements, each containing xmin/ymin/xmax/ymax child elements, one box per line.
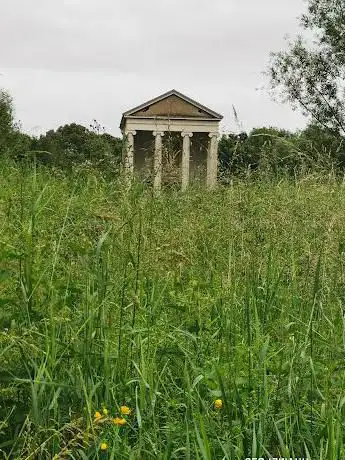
<box><xmin>2</xmin><ymin>0</ymin><xmax>303</xmax><ymax>72</ymax></box>
<box><xmin>1</xmin><ymin>0</ymin><xmax>308</xmax><ymax>135</ymax></box>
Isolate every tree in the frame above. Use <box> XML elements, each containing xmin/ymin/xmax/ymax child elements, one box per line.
<box><xmin>268</xmin><ymin>0</ymin><xmax>345</xmax><ymax>134</ymax></box>
<box><xmin>218</xmin><ymin>133</ymin><xmax>248</xmax><ymax>178</ymax></box>
<box><xmin>0</xmin><ymin>90</ymin><xmax>15</xmax><ymax>152</ymax></box>
<box><xmin>0</xmin><ymin>89</ymin><xmax>33</xmax><ymax>157</ymax></box>
<box><xmin>32</xmin><ymin>123</ymin><xmax>123</xmax><ymax>172</ymax></box>
<box><xmin>218</xmin><ymin>128</ymin><xmax>298</xmax><ymax>178</ymax></box>
<box><xmin>296</xmin><ymin>123</ymin><xmax>345</xmax><ymax>170</ymax></box>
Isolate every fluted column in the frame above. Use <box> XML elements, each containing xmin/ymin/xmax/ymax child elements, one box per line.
<box><xmin>124</xmin><ymin>130</ymin><xmax>136</xmax><ymax>176</ymax></box>
<box><xmin>207</xmin><ymin>133</ymin><xmax>219</xmax><ymax>188</ymax></box>
<box><xmin>181</xmin><ymin>132</ymin><xmax>193</xmax><ymax>191</ymax></box>
<box><xmin>153</xmin><ymin>131</ymin><xmax>164</xmax><ymax>191</ymax></box>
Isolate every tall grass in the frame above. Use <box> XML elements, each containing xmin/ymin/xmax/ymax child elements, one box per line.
<box><xmin>0</xmin><ymin>158</ymin><xmax>345</xmax><ymax>459</ymax></box>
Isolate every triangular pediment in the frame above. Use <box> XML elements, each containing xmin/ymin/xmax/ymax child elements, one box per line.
<box><xmin>120</xmin><ymin>90</ymin><xmax>222</xmax><ymax>129</ymax></box>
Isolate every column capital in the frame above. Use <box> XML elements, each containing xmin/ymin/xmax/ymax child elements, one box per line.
<box><xmin>153</xmin><ymin>131</ymin><xmax>164</xmax><ymax>137</ymax></box>
<box><xmin>125</xmin><ymin>130</ymin><xmax>137</xmax><ymax>136</ymax></box>
<box><xmin>181</xmin><ymin>132</ymin><xmax>193</xmax><ymax>138</ymax></box>
<box><xmin>208</xmin><ymin>132</ymin><xmax>219</xmax><ymax>138</ymax></box>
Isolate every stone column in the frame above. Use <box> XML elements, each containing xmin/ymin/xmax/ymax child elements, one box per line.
<box><xmin>181</xmin><ymin>132</ymin><xmax>193</xmax><ymax>191</ymax></box>
<box><xmin>124</xmin><ymin>130</ymin><xmax>136</xmax><ymax>176</ymax></box>
<box><xmin>207</xmin><ymin>133</ymin><xmax>219</xmax><ymax>188</ymax></box>
<box><xmin>153</xmin><ymin>131</ymin><xmax>164</xmax><ymax>191</ymax></box>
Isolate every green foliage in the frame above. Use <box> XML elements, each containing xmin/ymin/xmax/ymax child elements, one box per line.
<box><xmin>219</xmin><ymin>124</ymin><xmax>345</xmax><ymax>180</ymax></box>
<box><xmin>1</xmin><ymin>160</ymin><xmax>345</xmax><ymax>458</ymax></box>
<box><xmin>269</xmin><ymin>0</ymin><xmax>345</xmax><ymax>132</ymax></box>
<box><xmin>31</xmin><ymin>122</ymin><xmax>123</xmax><ymax>174</ymax></box>
<box><xmin>0</xmin><ymin>90</ymin><xmax>15</xmax><ymax>154</ymax></box>
<box><xmin>296</xmin><ymin>124</ymin><xmax>345</xmax><ymax>170</ymax></box>
<box><xmin>218</xmin><ymin>132</ymin><xmax>249</xmax><ymax>178</ymax></box>
<box><xmin>0</xmin><ymin>88</ymin><xmax>123</xmax><ymax>173</ymax></box>
<box><xmin>0</xmin><ymin>90</ymin><xmax>33</xmax><ymax>160</ymax></box>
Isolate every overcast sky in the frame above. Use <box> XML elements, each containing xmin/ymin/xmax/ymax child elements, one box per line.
<box><xmin>1</xmin><ymin>0</ymin><xmax>308</xmax><ymax>137</ymax></box>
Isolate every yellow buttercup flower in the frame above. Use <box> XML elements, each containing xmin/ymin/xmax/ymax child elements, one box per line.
<box><xmin>120</xmin><ymin>405</ymin><xmax>131</xmax><ymax>416</ymax></box>
<box><xmin>100</xmin><ymin>442</ymin><xmax>108</xmax><ymax>451</ymax></box>
<box><xmin>94</xmin><ymin>411</ymin><xmax>102</xmax><ymax>420</ymax></box>
<box><xmin>102</xmin><ymin>408</ymin><xmax>109</xmax><ymax>416</ymax></box>
<box><xmin>113</xmin><ymin>417</ymin><xmax>127</xmax><ymax>426</ymax></box>
<box><xmin>214</xmin><ymin>399</ymin><xmax>223</xmax><ymax>409</ymax></box>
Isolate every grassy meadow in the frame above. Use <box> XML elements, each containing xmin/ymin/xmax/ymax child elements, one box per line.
<box><xmin>0</xmin><ymin>159</ymin><xmax>345</xmax><ymax>459</ymax></box>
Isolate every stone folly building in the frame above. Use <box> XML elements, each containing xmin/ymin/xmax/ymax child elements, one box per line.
<box><xmin>120</xmin><ymin>90</ymin><xmax>223</xmax><ymax>190</ymax></box>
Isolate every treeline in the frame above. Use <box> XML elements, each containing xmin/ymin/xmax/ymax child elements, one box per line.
<box><xmin>219</xmin><ymin>125</ymin><xmax>345</xmax><ymax>180</ymax></box>
<box><xmin>0</xmin><ymin>90</ymin><xmax>123</xmax><ymax>175</ymax></box>
<box><xmin>1</xmin><ymin>92</ymin><xmax>122</xmax><ymax>173</ymax></box>
<box><xmin>2</xmin><ymin>89</ymin><xmax>345</xmax><ymax>180</ymax></box>
<box><xmin>30</xmin><ymin>122</ymin><xmax>123</xmax><ymax>171</ymax></box>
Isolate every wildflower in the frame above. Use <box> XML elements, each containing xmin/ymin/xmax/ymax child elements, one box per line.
<box><xmin>214</xmin><ymin>399</ymin><xmax>223</xmax><ymax>409</ymax></box>
<box><xmin>94</xmin><ymin>411</ymin><xmax>102</xmax><ymax>420</ymax></box>
<box><xmin>102</xmin><ymin>408</ymin><xmax>109</xmax><ymax>416</ymax></box>
<box><xmin>113</xmin><ymin>417</ymin><xmax>127</xmax><ymax>426</ymax></box>
<box><xmin>120</xmin><ymin>405</ymin><xmax>131</xmax><ymax>416</ymax></box>
<box><xmin>100</xmin><ymin>442</ymin><xmax>108</xmax><ymax>451</ymax></box>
